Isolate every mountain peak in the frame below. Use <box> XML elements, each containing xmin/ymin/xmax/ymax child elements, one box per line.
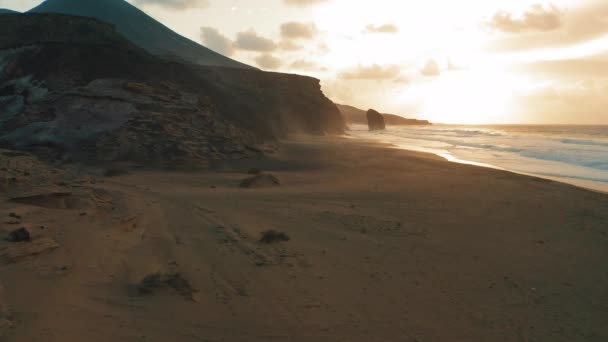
<box><xmin>0</xmin><ymin>8</ymin><xmax>19</xmax><ymax>14</ymax></box>
<box><xmin>29</xmin><ymin>0</ymin><xmax>253</xmax><ymax>69</ymax></box>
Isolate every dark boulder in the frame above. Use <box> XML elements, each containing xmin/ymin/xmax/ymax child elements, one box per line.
<box><xmin>259</xmin><ymin>230</ymin><xmax>290</xmax><ymax>244</ymax></box>
<box><xmin>8</xmin><ymin>228</ymin><xmax>30</xmax><ymax>242</ymax></box>
<box><xmin>367</xmin><ymin>109</ymin><xmax>386</xmax><ymax>131</ymax></box>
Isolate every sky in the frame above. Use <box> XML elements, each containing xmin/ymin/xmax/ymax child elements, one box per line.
<box><xmin>3</xmin><ymin>0</ymin><xmax>608</xmax><ymax>124</ymax></box>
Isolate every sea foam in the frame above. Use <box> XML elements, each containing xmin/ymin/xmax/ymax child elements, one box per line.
<box><xmin>352</xmin><ymin>124</ymin><xmax>608</xmax><ymax>188</ymax></box>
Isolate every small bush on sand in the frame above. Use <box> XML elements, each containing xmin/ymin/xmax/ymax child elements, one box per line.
<box><xmin>139</xmin><ymin>272</ymin><xmax>195</xmax><ymax>299</ymax></box>
<box><xmin>247</xmin><ymin>168</ymin><xmax>262</xmax><ymax>175</ymax></box>
<box><xmin>239</xmin><ymin>174</ymin><xmax>280</xmax><ymax>188</ymax></box>
<box><xmin>259</xmin><ymin>230</ymin><xmax>290</xmax><ymax>244</ymax></box>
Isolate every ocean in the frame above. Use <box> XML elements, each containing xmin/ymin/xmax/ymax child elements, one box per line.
<box><xmin>350</xmin><ymin>124</ymin><xmax>608</xmax><ymax>192</ymax></box>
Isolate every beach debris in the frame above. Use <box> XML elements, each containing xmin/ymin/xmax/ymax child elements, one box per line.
<box><xmin>139</xmin><ymin>272</ymin><xmax>195</xmax><ymax>300</ymax></box>
<box><xmin>7</xmin><ymin>228</ymin><xmax>30</xmax><ymax>242</ymax></box>
<box><xmin>239</xmin><ymin>174</ymin><xmax>280</xmax><ymax>188</ymax></box>
<box><xmin>0</xmin><ymin>237</ymin><xmax>59</xmax><ymax>264</ymax></box>
<box><xmin>259</xmin><ymin>230</ymin><xmax>290</xmax><ymax>244</ymax></box>
<box><xmin>8</xmin><ymin>213</ymin><xmax>21</xmax><ymax>220</ymax></box>
<box><xmin>103</xmin><ymin>168</ymin><xmax>128</xmax><ymax>177</ymax></box>
<box><xmin>246</xmin><ymin>168</ymin><xmax>262</xmax><ymax>175</ymax></box>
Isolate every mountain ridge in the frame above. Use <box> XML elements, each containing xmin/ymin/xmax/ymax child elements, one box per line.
<box><xmin>29</xmin><ymin>0</ymin><xmax>253</xmax><ymax>69</ymax></box>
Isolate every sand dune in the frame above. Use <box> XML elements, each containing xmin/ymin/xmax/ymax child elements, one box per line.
<box><xmin>1</xmin><ymin>136</ymin><xmax>607</xmax><ymax>341</ymax></box>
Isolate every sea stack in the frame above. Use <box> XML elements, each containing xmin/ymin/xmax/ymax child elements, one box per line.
<box><xmin>367</xmin><ymin>109</ymin><xmax>386</xmax><ymax>131</ymax></box>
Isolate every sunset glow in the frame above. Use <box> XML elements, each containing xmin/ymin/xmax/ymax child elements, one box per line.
<box><xmin>4</xmin><ymin>0</ymin><xmax>608</xmax><ymax>124</ymax></box>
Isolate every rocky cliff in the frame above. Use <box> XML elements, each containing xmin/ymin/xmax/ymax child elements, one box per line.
<box><xmin>0</xmin><ymin>14</ymin><xmax>344</xmax><ymax>166</ymax></box>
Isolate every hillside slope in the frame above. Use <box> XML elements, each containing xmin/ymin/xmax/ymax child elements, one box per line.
<box><xmin>0</xmin><ymin>14</ymin><xmax>344</xmax><ymax>165</ymax></box>
<box><xmin>29</xmin><ymin>0</ymin><xmax>253</xmax><ymax>69</ymax></box>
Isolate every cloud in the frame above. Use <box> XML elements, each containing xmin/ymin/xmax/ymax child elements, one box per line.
<box><xmin>278</xmin><ymin>40</ymin><xmax>303</xmax><ymax>51</ymax></box>
<box><xmin>132</xmin><ymin>0</ymin><xmax>209</xmax><ymax>10</ymax></box>
<box><xmin>485</xmin><ymin>1</ymin><xmax>608</xmax><ymax>52</ymax></box>
<box><xmin>512</xmin><ymin>81</ymin><xmax>608</xmax><ymax>124</ymax></box>
<box><xmin>288</xmin><ymin>59</ymin><xmax>325</xmax><ymax>71</ymax></box>
<box><xmin>487</xmin><ymin>4</ymin><xmax>562</xmax><ymax>33</ymax></box>
<box><xmin>420</xmin><ymin>59</ymin><xmax>440</xmax><ymax>76</ymax></box>
<box><xmin>280</xmin><ymin>22</ymin><xmax>318</xmax><ymax>39</ymax></box>
<box><xmin>283</xmin><ymin>0</ymin><xmax>327</xmax><ymax>7</ymax></box>
<box><xmin>317</xmin><ymin>43</ymin><xmax>330</xmax><ymax>54</ymax></box>
<box><xmin>321</xmin><ymin>79</ymin><xmax>355</xmax><ymax>104</ymax></box>
<box><xmin>255</xmin><ymin>54</ymin><xmax>282</xmax><ymax>69</ymax></box>
<box><xmin>512</xmin><ymin>55</ymin><xmax>608</xmax><ymax>79</ymax></box>
<box><xmin>393</xmin><ymin>76</ymin><xmax>409</xmax><ymax>84</ymax></box>
<box><xmin>447</xmin><ymin>59</ymin><xmax>465</xmax><ymax>71</ymax></box>
<box><xmin>364</xmin><ymin>24</ymin><xmax>399</xmax><ymax>34</ymax></box>
<box><xmin>200</xmin><ymin>27</ymin><xmax>234</xmax><ymax>56</ymax></box>
<box><xmin>339</xmin><ymin>64</ymin><xmax>401</xmax><ymax>80</ymax></box>
<box><xmin>233</xmin><ymin>30</ymin><xmax>277</xmax><ymax>52</ymax></box>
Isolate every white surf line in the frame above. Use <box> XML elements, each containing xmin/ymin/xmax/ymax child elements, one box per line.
<box><xmin>346</xmin><ymin>132</ymin><xmax>608</xmax><ymax>194</ymax></box>
<box><xmin>389</xmin><ymin>140</ymin><xmax>608</xmax><ymax>194</ymax></box>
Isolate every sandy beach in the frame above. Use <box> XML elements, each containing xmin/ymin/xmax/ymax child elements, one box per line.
<box><xmin>1</xmin><ymin>135</ymin><xmax>607</xmax><ymax>342</ymax></box>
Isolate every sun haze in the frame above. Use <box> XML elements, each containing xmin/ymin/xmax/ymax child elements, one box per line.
<box><xmin>5</xmin><ymin>0</ymin><xmax>608</xmax><ymax>124</ymax></box>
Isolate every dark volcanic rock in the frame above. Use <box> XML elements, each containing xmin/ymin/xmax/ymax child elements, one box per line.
<box><xmin>366</xmin><ymin>109</ymin><xmax>386</xmax><ymax>131</ymax></box>
<box><xmin>8</xmin><ymin>228</ymin><xmax>30</xmax><ymax>242</ymax></box>
<box><xmin>0</xmin><ymin>14</ymin><xmax>345</xmax><ymax>166</ymax></box>
<box><xmin>259</xmin><ymin>230</ymin><xmax>290</xmax><ymax>244</ymax></box>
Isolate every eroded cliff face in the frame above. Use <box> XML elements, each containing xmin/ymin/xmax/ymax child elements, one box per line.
<box><xmin>0</xmin><ymin>14</ymin><xmax>344</xmax><ymax>165</ymax></box>
<box><xmin>0</xmin><ymin>46</ymin><xmax>258</xmax><ymax>166</ymax></box>
<box><xmin>196</xmin><ymin>67</ymin><xmax>345</xmax><ymax>138</ymax></box>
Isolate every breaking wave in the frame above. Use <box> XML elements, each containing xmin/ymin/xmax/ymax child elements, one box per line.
<box><xmin>352</xmin><ymin>124</ymin><xmax>608</xmax><ymax>185</ymax></box>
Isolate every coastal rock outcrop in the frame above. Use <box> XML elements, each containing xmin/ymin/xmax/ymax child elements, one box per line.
<box><xmin>338</xmin><ymin>104</ymin><xmax>430</xmax><ymax>127</ymax></box>
<box><xmin>367</xmin><ymin>109</ymin><xmax>386</xmax><ymax>131</ymax></box>
<box><xmin>0</xmin><ymin>14</ymin><xmax>345</xmax><ymax>166</ymax></box>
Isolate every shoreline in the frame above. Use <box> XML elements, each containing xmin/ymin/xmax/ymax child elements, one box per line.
<box><xmin>436</xmin><ymin>148</ymin><xmax>608</xmax><ymax>194</ymax></box>
<box><xmin>346</xmin><ymin>132</ymin><xmax>608</xmax><ymax>194</ymax></box>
